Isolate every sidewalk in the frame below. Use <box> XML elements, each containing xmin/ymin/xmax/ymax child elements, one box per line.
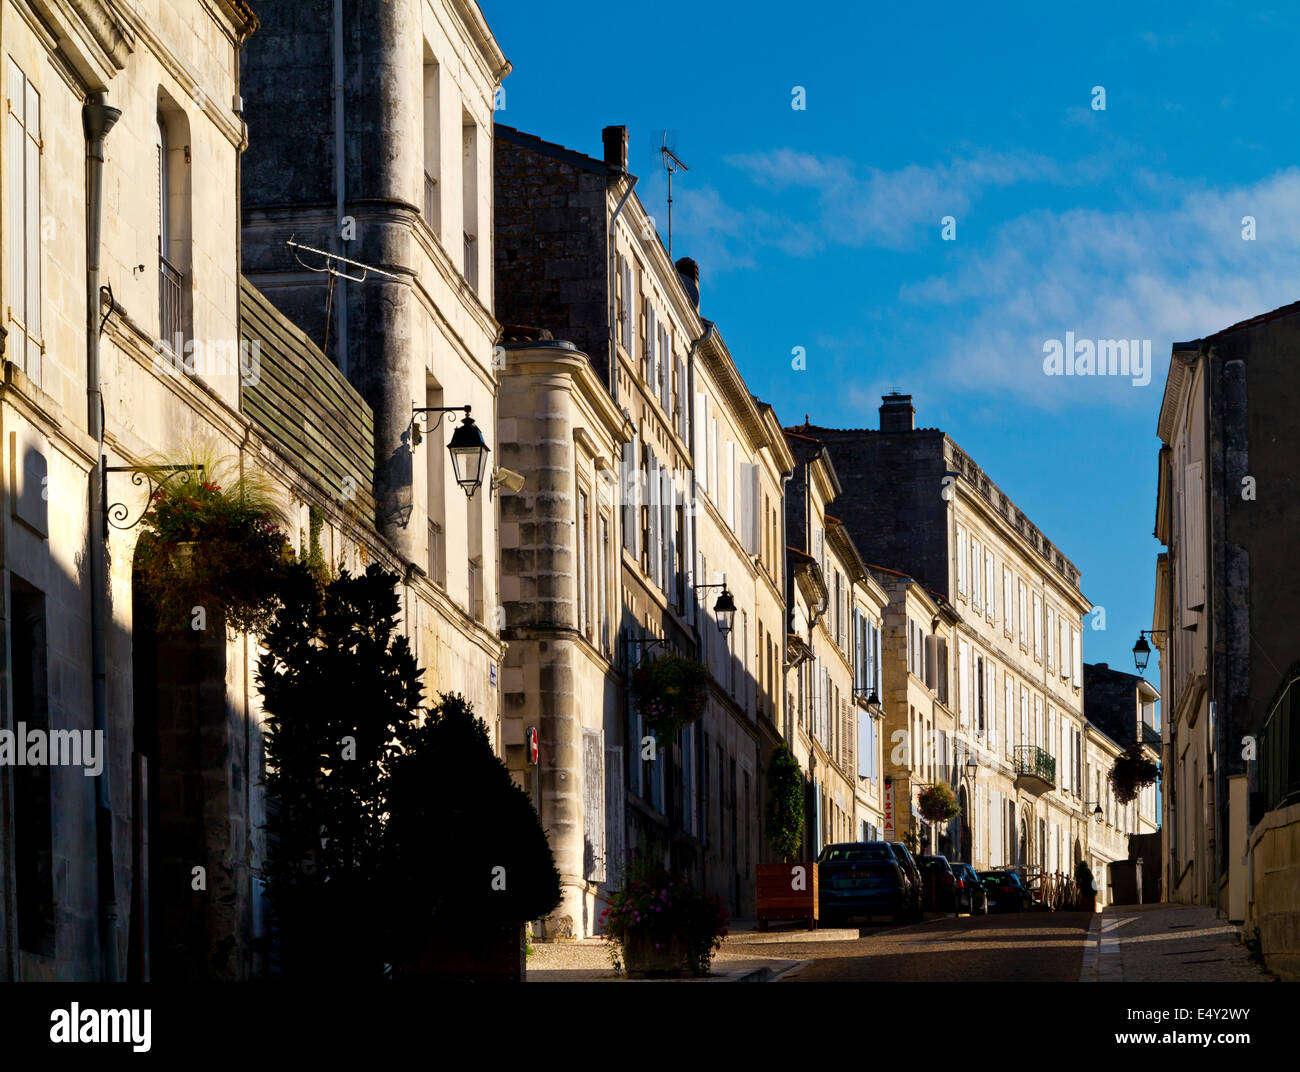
<box><xmin>1081</xmin><ymin>903</ymin><xmax>1274</xmax><ymax>982</ymax></box>
<box><xmin>525</xmin><ymin>934</ymin><xmax>804</xmax><ymax>982</ymax></box>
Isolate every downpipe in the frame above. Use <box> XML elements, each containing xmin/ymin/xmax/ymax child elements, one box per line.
<box><xmin>84</xmin><ymin>93</ymin><xmax>122</xmax><ymax>982</ymax></box>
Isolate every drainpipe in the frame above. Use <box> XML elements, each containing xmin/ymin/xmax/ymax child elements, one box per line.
<box><xmin>84</xmin><ymin>93</ymin><xmax>122</xmax><ymax>983</ymax></box>
<box><xmin>606</xmin><ymin>172</ymin><xmax>637</xmax><ymax>406</ymax></box>
<box><xmin>1203</xmin><ymin>345</ymin><xmax>1221</xmax><ymax>917</ymax></box>
<box><xmin>332</xmin><ymin>0</ymin><xmax>348</xmax><ymax>376</ymax></box>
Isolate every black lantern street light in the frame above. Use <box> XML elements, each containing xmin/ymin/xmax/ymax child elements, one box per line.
<box><xmin>696</xmin><ymin>581</ymin><xmax>736</xmax><ymax>636</ymax></box>
<box><xmin>412</xmin><ymin>405</ymin><xmax>490</xmax><ymax>499</ymax></box>
<box><xmin>1131</xmin><ymin>629</ymin><xmax>1168</xmax><ymax>674</ymax></box>
<box><xmin>1085</xmin><ymin>802</ymin><xmax>1104</xmax><ymax>824</ymax></box>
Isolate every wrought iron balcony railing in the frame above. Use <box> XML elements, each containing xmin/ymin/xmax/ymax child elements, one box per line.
<box><xmin>159</xmin><ymin>254</ymin><xmax>184</xmax><ymax>350</ymax></box>
<box><xmin>1014</xmin><ymin>745</ymin><xmax>1056</xmax><ymax>787</ymax></box>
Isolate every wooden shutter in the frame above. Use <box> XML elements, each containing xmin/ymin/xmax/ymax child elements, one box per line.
<box><xmin>583</xmin><ymin>730</ymin><xmax>605</xmax><ymax>882</ymax></box>
<box><xmin>1183</xmin><ymin>460</ymin><xmax>1206</xmax><ymax>609</ymax></box>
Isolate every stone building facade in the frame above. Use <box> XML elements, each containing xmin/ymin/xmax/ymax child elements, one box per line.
<box><xmin>792</xmin><ymin>396</ymin><xmax>1094</xmax><ymax>877</ymax></box>
<box><xmin>240</xmin><ymin>0</ymin><xmax>509</xmax><ymax>736</ymax></box>
<box><xmin>495</xmin><ymin>335</ymin><xmax>631</xmax><ymax>939</ymax></box>
<box><xmin>870</xmin><ymin>566</ymin><xmax>961</xmax><ymax>855</ymax></box>
<box><xmin>0</xmin><ymin>0</ymin><xmax>408</xmax><ymax>981</ymax></box>
<box><xmin>493</xmin><ymin>121</ymin><xmax>789</xmax><ymax>925</ymax></box>
<box><xmin>1152</xmin><ymin>303</ymin><xmax>1300</xmax><ymax>974</ymax></box>
<box><xmin>782</xmin><ymin>431</ymin><xmax>887</xmax><ymax>857</ymax></box>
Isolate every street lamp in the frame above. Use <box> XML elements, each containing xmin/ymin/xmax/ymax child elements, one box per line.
<box><xmin>1131</xmin><ymin>629</ymin><xmax>1168</xmax><ymax>673</ymax></box>
<box><xmin>966</xmin><ymin>752</ymin><xmax>979</xmax><ymax>779</ymax></box>
<box><xmin>412</xmin><ymin>405</ymin><xmax>490</xmax><ymax>499</ymax></box>
<box><xmin>697</xmin><ymin>582</ymin><xmax>736</xmax><ymax>636</ymax></box>
<box><xmin>1085</xmin><ymin>802</ymin><xmax>1103</xmax><ymax>824</ymax></box>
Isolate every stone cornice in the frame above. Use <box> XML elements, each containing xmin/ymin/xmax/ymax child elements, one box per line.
<box><xmin>448</xmin><ymin>0</ymin><xmax>511</xmax><ymax>84</ymax></box>
<box><xmin>1157</xmin><ymin>347</ymin><xmax>1198</xmax><ymax>446</ymax></box>
<box><xmin>501</xmin><ymin>342</ymin><xmax>633</xmax><ymax>446</ymax></box>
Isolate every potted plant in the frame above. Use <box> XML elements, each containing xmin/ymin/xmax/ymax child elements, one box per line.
<box><xmin>601</xmin><ymin>861</ymin><xmax>728</xmax><ymax>977</ymax></box>
<box><xmin>757</xmin><ymin>744</ymin><xmax>817</xmax><ymax>930</ymax></box>
<box><xmin>629</xmin><ymin>653</ymin><xmax>709</xmax><ymax>739</ymax></box>
<box><xmin>918</xmin><ymin>783</ymin><xmax>961</xmax><ymax>824</ymax></box>
<box><xmin>134</xmin><ymin>447</ymin><xmax>290</xmax><ymax>635</ymax></box>
<box><xmin>1108</xmin><ymin>745</ymin><xmax>1159</xmax><ymax>805</ymax></box>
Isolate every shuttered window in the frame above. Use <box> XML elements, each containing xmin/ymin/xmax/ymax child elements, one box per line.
<box><xmin>7</xmin><ymin>60</ymin><xmax>42</xmax><ymax>384</ymax></box>
<box><xmin>1183</xmin><ymin>460</ymin><xmax>1206</xmax><ymax>609</ymax></box>
<box><xmin>985</xmin><ymin>549</ymin><xmax>995</xmax><ymax>623</ymax></box>
<box><xmin>956</xmin><ymin>526</ymin><xmax>968</xmax><ymax>596</ymax></box>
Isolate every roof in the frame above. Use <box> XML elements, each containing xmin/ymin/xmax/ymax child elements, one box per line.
<box><xmin>494</xmin><ymin>123</ymin><xmax>610</xmax><ymax>174</ymax></box>
<box><xmin>1174</xmin><ymin>297</ymin><xmax>1300</xmax><ymax>348</ymax></box>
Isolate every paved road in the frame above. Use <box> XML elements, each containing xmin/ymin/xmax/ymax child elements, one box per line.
<box><xmin>772</xmin><ymin>911</ymin><xmax>1095</xmax><ymax>982</ymax></box>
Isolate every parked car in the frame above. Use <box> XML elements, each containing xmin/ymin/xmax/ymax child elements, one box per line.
<box><xmin>886</xmin><ymin>842</ymin><xmax>925</xmax><ymax>920</ymax></box>
<box><xmin>916</xmin><ymin>854</ymin><xmax>958</xmax><ymax>912</ymax></box>
<box><xmin>816</xmin><ymin>842</ymin><xmax>909</xmax><ymax>924</ymax></box>
<box><xmin>979</xmin><ymin>869</ymin><xmax>1030</xmax><ymax>913</ymax></box>
<box><xmin>949</xmin><ymin>862</ymin><xmax>989</xmax><ymax>914</ymax></box>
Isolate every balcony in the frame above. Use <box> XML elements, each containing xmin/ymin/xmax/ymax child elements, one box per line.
<box><xmin>1014</xmin><ymin>745</ymin><xmax>1056</xmax><ymax>795</ymax></box>
<box><xmin>159</xmin><ymin>254</ymin><xmax>184</xmax><ymax>351</ymax></box>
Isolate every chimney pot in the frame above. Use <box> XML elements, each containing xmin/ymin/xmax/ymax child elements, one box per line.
<box><xmin>602</xmin><ymin>125</ymin><xmax>629</xmax><ymax>171</ymax></box>
<box><xmin>675</xmin><ymin>256</ymin><xmax>700</xmax><ymax>308</ymax></box>
<box><xmin>879</xmin><ymin>393</ymin><xmax>915</xmax><ymax>433</ymax></box>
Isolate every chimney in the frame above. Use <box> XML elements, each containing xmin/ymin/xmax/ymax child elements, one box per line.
<box><xmin>676</xmin><ymin>257</ymin><xmax>700</xmax><ymax>308</ymax></box>
<box><xmin>602</xmin><ymin>125</ymin><xmax>628</xmax><ymax>171</ymax></box>
<box><xmin>879</xmin><ymin>393</ymin><xmax>915</xmax><ymax>433</ymax></box>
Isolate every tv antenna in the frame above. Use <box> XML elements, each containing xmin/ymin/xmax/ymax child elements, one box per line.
<box><xmin>659</xmin><ymin>132</ymin><xmax>689</xmax><ymax>257</ymax></box>
<box><xmin>286</xmin><ymin>235</ymin><xmax>400</xmax><ymax>360</ymax></box>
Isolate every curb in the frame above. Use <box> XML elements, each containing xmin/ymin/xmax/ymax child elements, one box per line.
<box><xmin>1081</xmin><ymin>911</ymin><xmax>1124</xmax><ymax>982</ymax></box>
<box><xmin>760</xmin><ymin>959</ymin><xmax>809</xmax><ymax>983</ymax></box>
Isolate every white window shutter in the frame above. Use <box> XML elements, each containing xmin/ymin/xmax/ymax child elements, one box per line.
<box><xmin>1184</xmin><ymin>461</ymin><xmax>1205</xmax><ymax>609</ymax></box>
<box><xmin>695</xmin><ymin>393</ymin><xmax>709</xmax><ymax>493</ymax></box>
<box><xmin>726</xmin><ymin>440</ymin><xmax>736</xmax><ymax>529</ymax></box>
<box><xmin>985</xmin><ymin>550</ymin><xmax>995</xmax><ymax>622</ymax></box>
<box><xmin>709</xmin><ymin>417</ymin><xmax>718</xmax><ymax>497</ymax></box>
<box><xmin>622</xmin><ymin>438</ymin><xmax>638</xmax><ymax>555</ymax></box>
<box><xmin>956</xmin><ymin>526</ymin><xmax>967</xmax><ymax>595</ymax></box>
<box><xmin>986</xmin><ymin>660</ymin><xmax>996</xmax><ymax>750</ymax></box>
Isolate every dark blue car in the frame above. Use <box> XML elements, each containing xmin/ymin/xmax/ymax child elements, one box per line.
<box><xmin>816</xmin><ymin>842</ymin><xmax>908</xmax><ymax>924</ymax></box>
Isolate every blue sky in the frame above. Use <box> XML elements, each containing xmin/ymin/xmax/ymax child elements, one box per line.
<box><xmin>481</xmin><ymin>0</ymin><xmax>1300</xmax><ymax>705</ymax></box>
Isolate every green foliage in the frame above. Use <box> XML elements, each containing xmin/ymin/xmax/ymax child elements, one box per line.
<box><xmin>918</xmin><ymin>782</ymin><xmax>961</xmax><ymax>823</ymax></box>
<box><xmin>258</xmin><ymin>562</ymin><xmax>424</xmax><ymax>979</ymax></box>
<box><xmin>629</xmin><ymin>653</ymin><xmax>709</xmax><ymax>739</ymax></box>
<box><xmin>134</xmin><ymin>457</ymin><xmax>289</xmax><ymax>635</ymax></box>
<box><xmin>258</xmin><ymin>564</ymin><xmax>562</xmax><ymax>978</ymax></box>
<box><xmin>600</xmin><ymin>856</ymin><xmax>728</xmax><ymax>977</ymax></box>
<box><xmin>382</xmin><ymin>692</ymin><xmax>562</xmax><ymax>948</ymax></box>
<box><xmin>764</xmin><ymin>744</ymin><xmax>805</xmax><ymax>861</ymax></box>
<box><xmin>1108</xmin><ymin>745</ymin><xmax>1160</xmax><ymax>805</ymax></box>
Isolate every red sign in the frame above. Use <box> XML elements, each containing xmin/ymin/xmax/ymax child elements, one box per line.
<box><xmin>527</xmin><ymin>727</ymin><xmax>539</xmax><ymax>765</ymax></box>
<box><xmin>883</xmin><ymin>780</ymin><xmax>895</xmax><ymax>840</ymax></box>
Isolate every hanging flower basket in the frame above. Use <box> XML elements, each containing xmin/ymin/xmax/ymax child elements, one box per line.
<box><xmin>629</xmin><ymin>654</ymin><xmax>709</xmax><ymax>739</ymax></box>
<box><xmin>1108</xmin><ymin>746</ymin><xmax>1159</xmax><ymax>805</ymax></box>
<box><xmin>918</xmin><ymin>783</ymin><xmax>961</xmax><ymax>824</ymax></box>
<box><xmin>134</xmin><ymin>475</ymin><xmax>289</xmax><ymax>635</ymax></box>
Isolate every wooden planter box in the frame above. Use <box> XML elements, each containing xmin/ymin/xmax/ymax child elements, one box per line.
<box><xmin>756</xmin><ymin>862</ymin><xmax>818</xmax><ymax>930</ymax></box>
<box><xmin>393</xmin><ymin>921</ymin><xmax>526</xmax><ymax>982</ymax></box>
<box><xmin>624</xmin><ymin>930</ymin><xmax>691</xmax><ymax>978</ymax></box>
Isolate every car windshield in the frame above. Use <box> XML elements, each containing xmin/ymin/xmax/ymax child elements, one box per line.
<box><xmin>920</xmin><ymin>858</ymin><xmax>949</xmax><ymax>871</ymax></box>
<box><xmin>821</xmin><ymin>845</ymin><xmax>894</xmax><ymax>863</ymax></box>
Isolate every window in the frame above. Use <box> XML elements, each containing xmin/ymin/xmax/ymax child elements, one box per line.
<box><xmin>971</xmin><ymin>537</ymin><xmax>982</xmax><ymax>611</ymax></box>
<box><xmin>1046</xmin><ymin>607</ymin><xmax>1055</xmax><ymax>670</ymax></box>
<box><xmin>13</xmin><ymin>578</ymin><xmax>53</xmax><ymax>954</ymax></box>
<box><xmin>976</xmin><ymin>654</ymin><xmax>986</xmax><ymax>735</ymax></box>
<box><xmin>1071</xmin><ymin>626</ymin><xmax>1082</xmax><ymax>688</ymax></box>
<box><xmin>1032</xmin><ymin>593</ymin><xmax>1042</xmax><ymax>661</ymax></box>
<box><xmin>425</xmin><ymin>381</ymin><xmax>447</xmax><ymax>585</ymax></box>
<box><xmin>956</xmin><ymin>526</ymin><xmax>968</xmax><ymax>596</ymax></box>
<box><xmin>985</xmin><ymin>549</ymin><xmax>995</xmax><ymax>624</ymax></box>
<box><xmin>1003</xmin><ymin>567</ymin><xmax>1014</xmax><ymax>637</ymax></box>
<box><xmin>156</xmin><ymin>97</ymin><xmax>192</xmax><ymax>356</ymax></box>
<box><xmin>6</xmin><ymin>60</ymin><xmax>42</xmax><ymax>383</ymax></box>
<box><xmin>577</xmin><ymin>488</ymin><xmax>590</xmax><ymax>638</ymax></box>
<box><xmin>1017</xmin><ymin>579</ymin><xmax>1028</xmax><ymax>647</ymax></box>
<box><xmin>599</xmin><ymin>516</ymin><xmax>610</xmax><ymax>653</ymax></box>
<box><xmin>461</xmin><ymin>113</ymin><xmax>480</xmax><ymax>292</ymax></box>
<box><xmin>422</xmin><ymin>53</ymin><xmax>441</xmax><ymax>233</ymax></box>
